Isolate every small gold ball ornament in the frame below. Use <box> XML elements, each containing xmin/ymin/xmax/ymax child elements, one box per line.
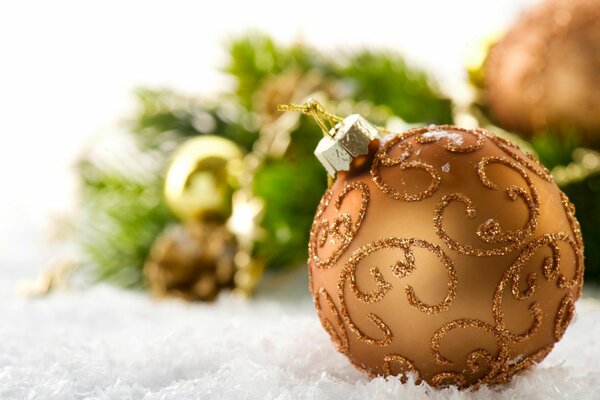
<box><xmin>280</xmin><ymin>102</ymin><xmax>584</xmax><ymax>389</ymax></box>
<box><xmin>164</xmin><ymin>136</ymin><xmax>244</xmax><ymax>221</ymax></box>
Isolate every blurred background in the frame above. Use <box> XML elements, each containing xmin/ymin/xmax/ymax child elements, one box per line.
<box><xmin>1</xmin><ymin>0</ymin><xmax>598</xmax><ymax>299</ymax></box>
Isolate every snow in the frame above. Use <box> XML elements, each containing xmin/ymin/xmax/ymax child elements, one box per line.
<box><xmin>422</xmin><ymin>130</ymin><xmax>464</xmax><ymax>146</ymax></box>
<box><xmin>1</xmin><ymin>273</ymin><xmax>599</xmax><ymax>400</ymax></box>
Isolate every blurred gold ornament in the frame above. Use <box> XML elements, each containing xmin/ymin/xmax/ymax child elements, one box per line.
<box><xmin>144</xmin><ymin>222</ymin><xmax>238</xmax><ymax>301</ymax></box>
<box><xmin>164</xmin><ymin>136</ymin><xmax>244</xmax><ymax>222</ymax></box>
<box><xmin>232</xmin><ymin>249</ymin><xmax>266</xmax><ymax>297</ymax></box>
<box><xmin>228</xmin><ymin>191</ymin><xmax>266</xmax><ymax>296</ymax></box>
<box><xmin>484</xmin><ymin>0</ymin><xmax>600</xmax><ymax>142</ymax></box>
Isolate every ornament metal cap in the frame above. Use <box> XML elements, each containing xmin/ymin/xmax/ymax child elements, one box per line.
<box><xmin>277</xmin><ymin>99</ymin><xmax>381</xmax><ymax>177</ymax></box>
<box><xmin>314</xmin><ymin>114</ymin><xmax>380</xmax><ymax>176</ymax></box>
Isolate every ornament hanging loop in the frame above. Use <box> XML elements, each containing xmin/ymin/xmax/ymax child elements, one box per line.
<box><xmin>279</xmin><ymin>99</ymin><xmax>381</xmax><ymax>180</ymax></box>
<box><xmin>277</xmin><ymin>99</ymin><xmax>342</xmax><ymax>138</ymax></box>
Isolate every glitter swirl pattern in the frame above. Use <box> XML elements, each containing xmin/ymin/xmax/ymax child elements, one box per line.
<box><xmin>336</xmin><ymin>237</ymin><xmax>457</xmax><ymax>347</ymax></box>
<box><xmin>370</xmin><ymin>136</ymin><xmax>442</xmax><ymax>202</ymax></box>
<box><xmin>308</xmin><ymin>181</ymin><xmax>369</xmax><ymax>269</ymax></box>
<box><xmin>308</xmin><ymin>125</ymin><xmax>584</xmax><ymax>389</ymax></box>
<box><xmin>314</xmin><ymin>287</ymin><xmax>349</xmax><ymax>353</ymax></box>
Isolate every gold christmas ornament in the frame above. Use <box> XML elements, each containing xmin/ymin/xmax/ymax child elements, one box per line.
<box><xmin>164</xmin><ymin>136</ymin><xmax>244</xmax><ymax>222</ymax></box>
<box><xmin>144</xmin><ymin>222</ymin><xmax>238</xmax><ymax>301</ymax></box>
<box><xmin>281</xmin><ymin>102</ymin><xmax>584</xmax><ymax>388</ymax></box>
<box><xmin>484</xmin><ymin>0</ymin><xmax>600</xmax><ymax>142</ymax></box>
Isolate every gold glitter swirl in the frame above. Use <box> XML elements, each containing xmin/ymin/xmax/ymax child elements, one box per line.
<box><xmin>382</xmin><ymin>354</ymin><xmax>420</xmax><ymax>383</ymax></box>
<box><xmin>492</xmin><ymin>233</ymin><xmax>582</xmax><ymax>342</ymax></box>
<box><xmin>430</xmin><ymin>319</ymin><xmax>510</xmax><ymax>387</ymax></box>
<box><xmin>371</xmin><ymin>126</ymin><xmax>487</xmax><ymax>201</ymax></box>
<box><xmin>560</xmin><ymin>191</ymin><xmax>585</xmax><ymax>298</ymax></box>
<box><xmin>430</xmin><ymin>319</ymin><xmax>508</xmax><ymax>367</ymax></box>
<box><xmin>487</xmin><ymin>133</ymin><xmax>553</xmax><ymax>182</ymax></box>
<box><xmin>308</xmin><ymin>181</ymin><xmax>369</xmax><ymax>269</ymax></box>
<box><xmin>540</xmin><ymin>241</ymin><xmax>562</xmax><ymax>282</ymax></box>
<box><xmin>428</xmin><ymin>318</ymin><xmax>557</xmax><ymax>388</ymax></box>
<box><xmin>341</xmin><ymin>238</ymin><xmax>457</xmax><ymax>313</ymax></box>
<box><xmin>338</xmin><ymin>310</ymin><xmax>393</xmax><ymax>347</ymax></box>
<box><xmin>560</xmin><ymin>192</ymin><xmax>584</xmax><ymax>249</ymax></box>
<box><xmin>487</xmin><ymin>345</ymin><xmax>554</xmax><ymax>385</ymax></box>
<box><xmin>370</xmin><ymin>135</ymin><xmax>442</xmax><ymax>202</ymax></box>
<box><xmin>430</xmin><ymin>372</ymin><xmax>468</xmax><ymax>388</ymax></box>
<box><xmin>314</xmin><ymin>287</ymin><xmax>349</xmax><ymax>354</ymax></box>
<box><xmin>465</xmin><ymin>349</ymin><xmax>496</xmax><ymax>376</ymax></box>
<box><xmin>554</xmin><ymin>293</ymin><xmax>575</xmax><ymax>341</ymax></box>
<box><xmin>433</xmin><ymin>156</ymin><xmax>540</xmax><ymax>256</ymax></box>
<box><xmin>337</xmin><ymin>237</ymin><xmax>457</xmax><ymax>347</ymax></box>
<box><xmin>476</xmin><ymin>157</ymin><xmax>540</xmax><ymax>244</ymax></box>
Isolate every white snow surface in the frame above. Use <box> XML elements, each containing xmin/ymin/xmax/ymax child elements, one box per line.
<box><xmin>1</xmin><ymin>274</ymin><xmax>600</xmax><ymax>400</ymax></box>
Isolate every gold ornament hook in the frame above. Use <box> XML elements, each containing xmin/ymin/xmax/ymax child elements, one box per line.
<box><xmin>277</xmin><ymin>98</ymin><xmax>343</xmax><ymax>138</ymax></box>
<box><xmin>280</xmin><ymin>98</ymin><xmax>382</xmax><ymax>186</ymax></box>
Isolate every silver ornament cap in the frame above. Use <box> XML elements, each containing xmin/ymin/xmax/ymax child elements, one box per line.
<box><xmin>314</xmin><ymin>114</ymin><xmax>381</xmax><ymax>176</ymax></box>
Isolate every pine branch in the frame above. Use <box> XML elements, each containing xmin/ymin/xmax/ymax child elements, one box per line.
<box><xmin>340</xmin><ymin>51</ymin><xmax>453</xmax><ymax>124</ymax></box>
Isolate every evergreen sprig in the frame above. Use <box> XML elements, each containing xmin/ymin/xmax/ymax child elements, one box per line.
<box><xmin>77</xmin><ymin>33</ymin><xmax>457</xmax><ymax>286</ymax></box>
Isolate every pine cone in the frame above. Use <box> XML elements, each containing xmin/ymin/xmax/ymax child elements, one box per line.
<box><xmin>144</xmin><ymin>222</ymin><xmax>238</xmax><ymax>301</ymax></box>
